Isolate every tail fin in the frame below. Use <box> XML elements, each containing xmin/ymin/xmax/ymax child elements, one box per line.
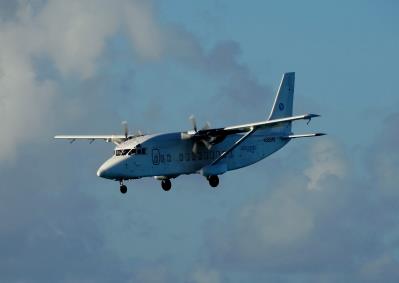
<box><xmin>268</xmin><ymin>72</ymin><xmax>295</xmax><ymax>120</ymax></box>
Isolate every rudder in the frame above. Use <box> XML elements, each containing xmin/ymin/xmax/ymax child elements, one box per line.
<box><xmin>268</xmin><ymin>72</ymin><xmax>295</xmax><ymax>120</ymax></box>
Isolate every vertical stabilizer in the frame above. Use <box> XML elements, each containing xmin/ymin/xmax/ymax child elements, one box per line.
<box><xmin>268</xmin><ymin>72</ymin><xmax>295</xmax><ymax>120</ymax></box>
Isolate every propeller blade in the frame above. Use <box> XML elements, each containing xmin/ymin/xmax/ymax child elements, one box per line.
<box><xmin>122</xmin><ymin>121</ymin><xmax>128</xmax><ymax>139</ymax></box>
<box><xmin>201</xmin><ymin>121</ymin><xmax>211</xmax><ymax>131</ymax></box>
<box><xmin>192</xmin><ymin>141</ymin><xmax>198</xmax><ymax>154</ymax></box>
<box><xmin>200</xmin><ymin>139</ymin><xmax>213</xmax><ymax>150</ymax></box>
<box><xmin>189</xmin><ymin>115</ymin><xmax>197</xmax><ymax>132</ymax></box>
<box><xmin>181</xmin><ymin>132</ymin><xmax>193</xmax><ymax>140</ymax></box>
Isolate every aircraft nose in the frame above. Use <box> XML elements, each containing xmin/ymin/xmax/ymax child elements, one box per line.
<box><xmin>96</xmin><ymin>162</ymin><xmax>111</xmax><ymax>179</ymax></box>
<box><xmin>97</xmin><ymin>158</ymin><xmax>121</xmax><ymax>179</ymax></box>
<box><xmin>96</xmin><ymin>165</ymin><xmax>107</xmax><ymax>178</ymax></box>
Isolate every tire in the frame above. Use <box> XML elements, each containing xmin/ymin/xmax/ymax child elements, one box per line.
<box><xmin>161</xmin><ymin>179</ymin><xmax>172</xmax><ymax>191</ymax></box>
<box><xmin>208</xmin><ymin>175</ymin><xmax>219</xmax><ymax>188</ymax></box>
<box><xmin>120</xmin><ymin>185</ymin><xmax>127</xmax><ymax>194</ymax></box>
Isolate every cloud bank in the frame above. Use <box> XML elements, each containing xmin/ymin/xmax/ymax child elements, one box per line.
<box><xmin>1</xmin><ymin>1</ymin><xmax>398</xmax><ymax>283</ymax></box>
<box><xmin>0</xmin><ymin>0</ymin><xmax>268</xmax><ymax>161</ymax></box>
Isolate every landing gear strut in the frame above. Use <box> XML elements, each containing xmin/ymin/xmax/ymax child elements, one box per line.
<box><xmin>119</xmin><ymin>181</ymin><xmax>127</xmax><ymax>194</ymax></box>
<box><xmin>161</xmin><ymin>179</ymin><xmax>172</xmax><ymax>191</ymax></box>
<box><xmin>208</xmin><ymin>175</ymin><xmax>219</xmax><ymax>188</ymax></box>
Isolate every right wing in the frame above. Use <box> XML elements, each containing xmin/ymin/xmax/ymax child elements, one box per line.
<box><xmin>184</xmin><ymin>113</ymin><xmax>321</xmax><ymax>143</ymax></box>
<box><xmin>54</xmin><ymin>135</ymin><xmax>128</xmax><ymax>144</ymax></box>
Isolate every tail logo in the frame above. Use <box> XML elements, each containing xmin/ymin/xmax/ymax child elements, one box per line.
<box><xmin>279</xmin><ymin>103</ymin><xmax>285</xmax><ymax>111</ymax></box>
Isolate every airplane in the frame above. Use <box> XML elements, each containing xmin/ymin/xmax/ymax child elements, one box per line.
<box><xmin>55</xmin><ymin>72</ymin><xmax>324</xmax><ymax>194</ymax></box>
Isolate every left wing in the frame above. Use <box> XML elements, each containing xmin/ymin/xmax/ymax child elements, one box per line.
<box><xmin>54</xmin><ymin>135</ymin><xmax>129</xmax><ymax>144</ymax></box>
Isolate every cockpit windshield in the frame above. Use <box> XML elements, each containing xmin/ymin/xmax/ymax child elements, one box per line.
<box><xmin>114</xmin><ymin>146</ymin><xmax>146</xmax><ymax>156</ymax></box>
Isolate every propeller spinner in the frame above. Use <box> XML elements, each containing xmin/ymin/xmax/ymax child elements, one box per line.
<box><xmin>181</xmin><ymin>115</ymin><xmax>212</xmax><ymax>154</ymax></box>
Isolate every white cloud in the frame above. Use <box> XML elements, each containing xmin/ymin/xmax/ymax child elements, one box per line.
<box><xmin>36</xmin><ymin>0</ymin><xmax>120</xmax><ymax>78</ymax></box>
<box><xmin>0</xmin><ymin>0</ymin><xmax>163</xmax><ymax>161</ymax></box>
<box><xmin>0</xmin><ymin>21</ymin><xmax>56</xmax><ymax>161</ymax></box>
<box><xmin>123</xmin><ymin>0</ymin><xmax>163</xmax><ymax>60</ymax></box>
<box><xmin>203</xmin><ymin>137</ymin><xmax>399</xmax><ymax>281</ymax></box>
<box><xmin>304</xmin><ymin>139</ymin><xmax>347</xmax><ymax>190</ymax></box>
<box><xmin>237</xmin><ymin>187</ymin><xmax>314</xmax><ymax>249</ymax></box>
<box><xmin>189</xmin><ymin>268</ymin><xmax>223</xmax><ymax>283</ymax></box>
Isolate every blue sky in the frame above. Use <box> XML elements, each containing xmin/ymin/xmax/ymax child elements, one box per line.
<box><xmin>0</xmin><ymin>1</ymin><xmax>398</xmax><ymax>282</ymax></box>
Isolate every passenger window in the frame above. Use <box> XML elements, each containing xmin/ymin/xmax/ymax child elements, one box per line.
<box><xmin>185</xmin><ymin>153</ymin><xmax>190</xmax><ymax>161</ymax></box>
<box><xmin>179</xmin><ymin>153</ymin><xmax>184</xmax><ymax>161</ymax></box>
<box><xmin>191</xmin><ymin>152</ymin><xmax>197</xmax><ymax>161</ymax></box>
<box><xmin>142</xmin><ymin>148</ymin><xmax>146</xmax><ymax>155</ymax></box>
<box><xmin>167</xmin><ymin>154</ymin><xmax>171</xmax><ymax>162</ymax></box>
<box><xmin>204</xmin><ymin>151</ymin><xmax>209</xmax><ymax>160</ymax></box>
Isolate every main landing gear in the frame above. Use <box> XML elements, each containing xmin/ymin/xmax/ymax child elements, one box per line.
<box><xmin>161</xmin><ymin>179</ymin><xmax>172</xmax><ymax>191</ymax></box>
<box><xmin>119</xmin><ymin>181</ymin><xmax>127</xmax><ymax>194</ymax></box>
<box><xmin>208</xmin><ymin>175</ymin><xmax>219</xmax><ymax>188</ymax></box>
<box><xmin>118</xmin><ymin>176</ymin><xmax>218</xmax><ymax>194</ymax></box>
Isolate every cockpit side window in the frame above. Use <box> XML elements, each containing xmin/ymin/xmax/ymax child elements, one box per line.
<box><xmin>128</xmin><ymin>148</ymin><xmax>136</xmax><ymax>155</ymax></box>
<box><xmin>115</xmin><ymin>149</ymin><xmax>130</xmax><ymax>156</ymax></box>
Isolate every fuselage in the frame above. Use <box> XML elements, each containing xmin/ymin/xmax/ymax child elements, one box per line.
<box><xmin>96</xmin><ymin>130</ymin><xmax>289</xmax><ymax>181</ymax></box>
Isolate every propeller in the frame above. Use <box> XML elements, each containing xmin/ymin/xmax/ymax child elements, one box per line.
<box><xmin>107</xmin><ymin>121</ymin><xmax>144</xmax><ymax>145</ymax></box>
<box><xmin>181</xmin><ymin>115</ymin><xmax>213</xmax><ymax>154</ymax></box>
<box><xmin>122</xmin><ymin>121</ymin><xmax>129</xmax><ymax>139</ymax></box>
<box><xmin>189</xmin><ymin>115</ymin><xmax>197</xmax><ymax>132</ymax></box>
<box><xmin>121</xmin><ymin>121</ymin><xmax>145</xmax><ymax>140</ymax></box>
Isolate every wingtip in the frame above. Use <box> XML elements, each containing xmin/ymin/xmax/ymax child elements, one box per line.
<box><xmin>315</xmin><ymin>133</ymin><xmax>326</xmax><ymax>136</ymax></box>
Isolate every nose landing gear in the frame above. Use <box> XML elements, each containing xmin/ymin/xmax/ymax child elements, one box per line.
<box><xmin>119</xmin><ymin>181</ymin><xmax>127</xmax><ymax>194</ymax></box>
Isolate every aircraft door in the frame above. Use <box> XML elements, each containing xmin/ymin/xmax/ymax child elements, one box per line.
<box><xmin>152</xmin><ymin>148</ymin><xmax>160</xmax><ymax>165</ymax></box>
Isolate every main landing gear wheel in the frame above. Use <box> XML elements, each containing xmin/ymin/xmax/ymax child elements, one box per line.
<box><xmin>161</xmin><ymin>179</ymin><xmax>172</xmax><ymax>191</ymax></box>
<box><xmin>208</xmin><ymin>175</ymin><xmax>219</xmax><ymax>188</ymax></box>
<box><xmin>119</xmin><ymin>181</ymin><xmax>127</xmax><ymax>194</ymax></box>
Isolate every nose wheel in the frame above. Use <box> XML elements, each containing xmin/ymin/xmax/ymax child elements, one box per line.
<box><xmin>208</xmin><ymin>175</ymin><xmax>219</xmax><ymax>188</ymax></box>
<box><xmin>161</xmin><ymin>179</ymin><xmax>172</xmax><ymax>191</ymax></box>
<box><xmin>119</xmin><ymin>181</ymin><xmax>127</xmax><ymax>194</ymax></box>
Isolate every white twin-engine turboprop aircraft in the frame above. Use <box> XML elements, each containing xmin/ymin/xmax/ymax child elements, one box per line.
<box><xmin>55</xmin><ymin>72</ymin><xmax>324</xmax><ymax>194</ymax></box>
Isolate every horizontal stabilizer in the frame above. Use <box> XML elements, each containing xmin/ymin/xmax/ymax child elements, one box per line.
<box><xmin>282</xmin><ymin>133</ymin><xmax>326</xmax><ymax>139</ymax></box>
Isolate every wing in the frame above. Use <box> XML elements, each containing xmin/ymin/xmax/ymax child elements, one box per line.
<box><xmin>54</xmin><ymin>135</ymin><xmax>128</xmax><ymax>144</ymax></box>
<box><xmin>189</xmin><ymin>113</ymin><xmax>323</xmax><ymax>165</ymax></box>
<box><xmin>222</xmin><ymin>113</ymin><xmax>320</xmax><ymax>133</ymax></box>
<box><xmin>185</xmin><ymin>113</ymin><xmax>321</xmax><ymax>142</ymax></box>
